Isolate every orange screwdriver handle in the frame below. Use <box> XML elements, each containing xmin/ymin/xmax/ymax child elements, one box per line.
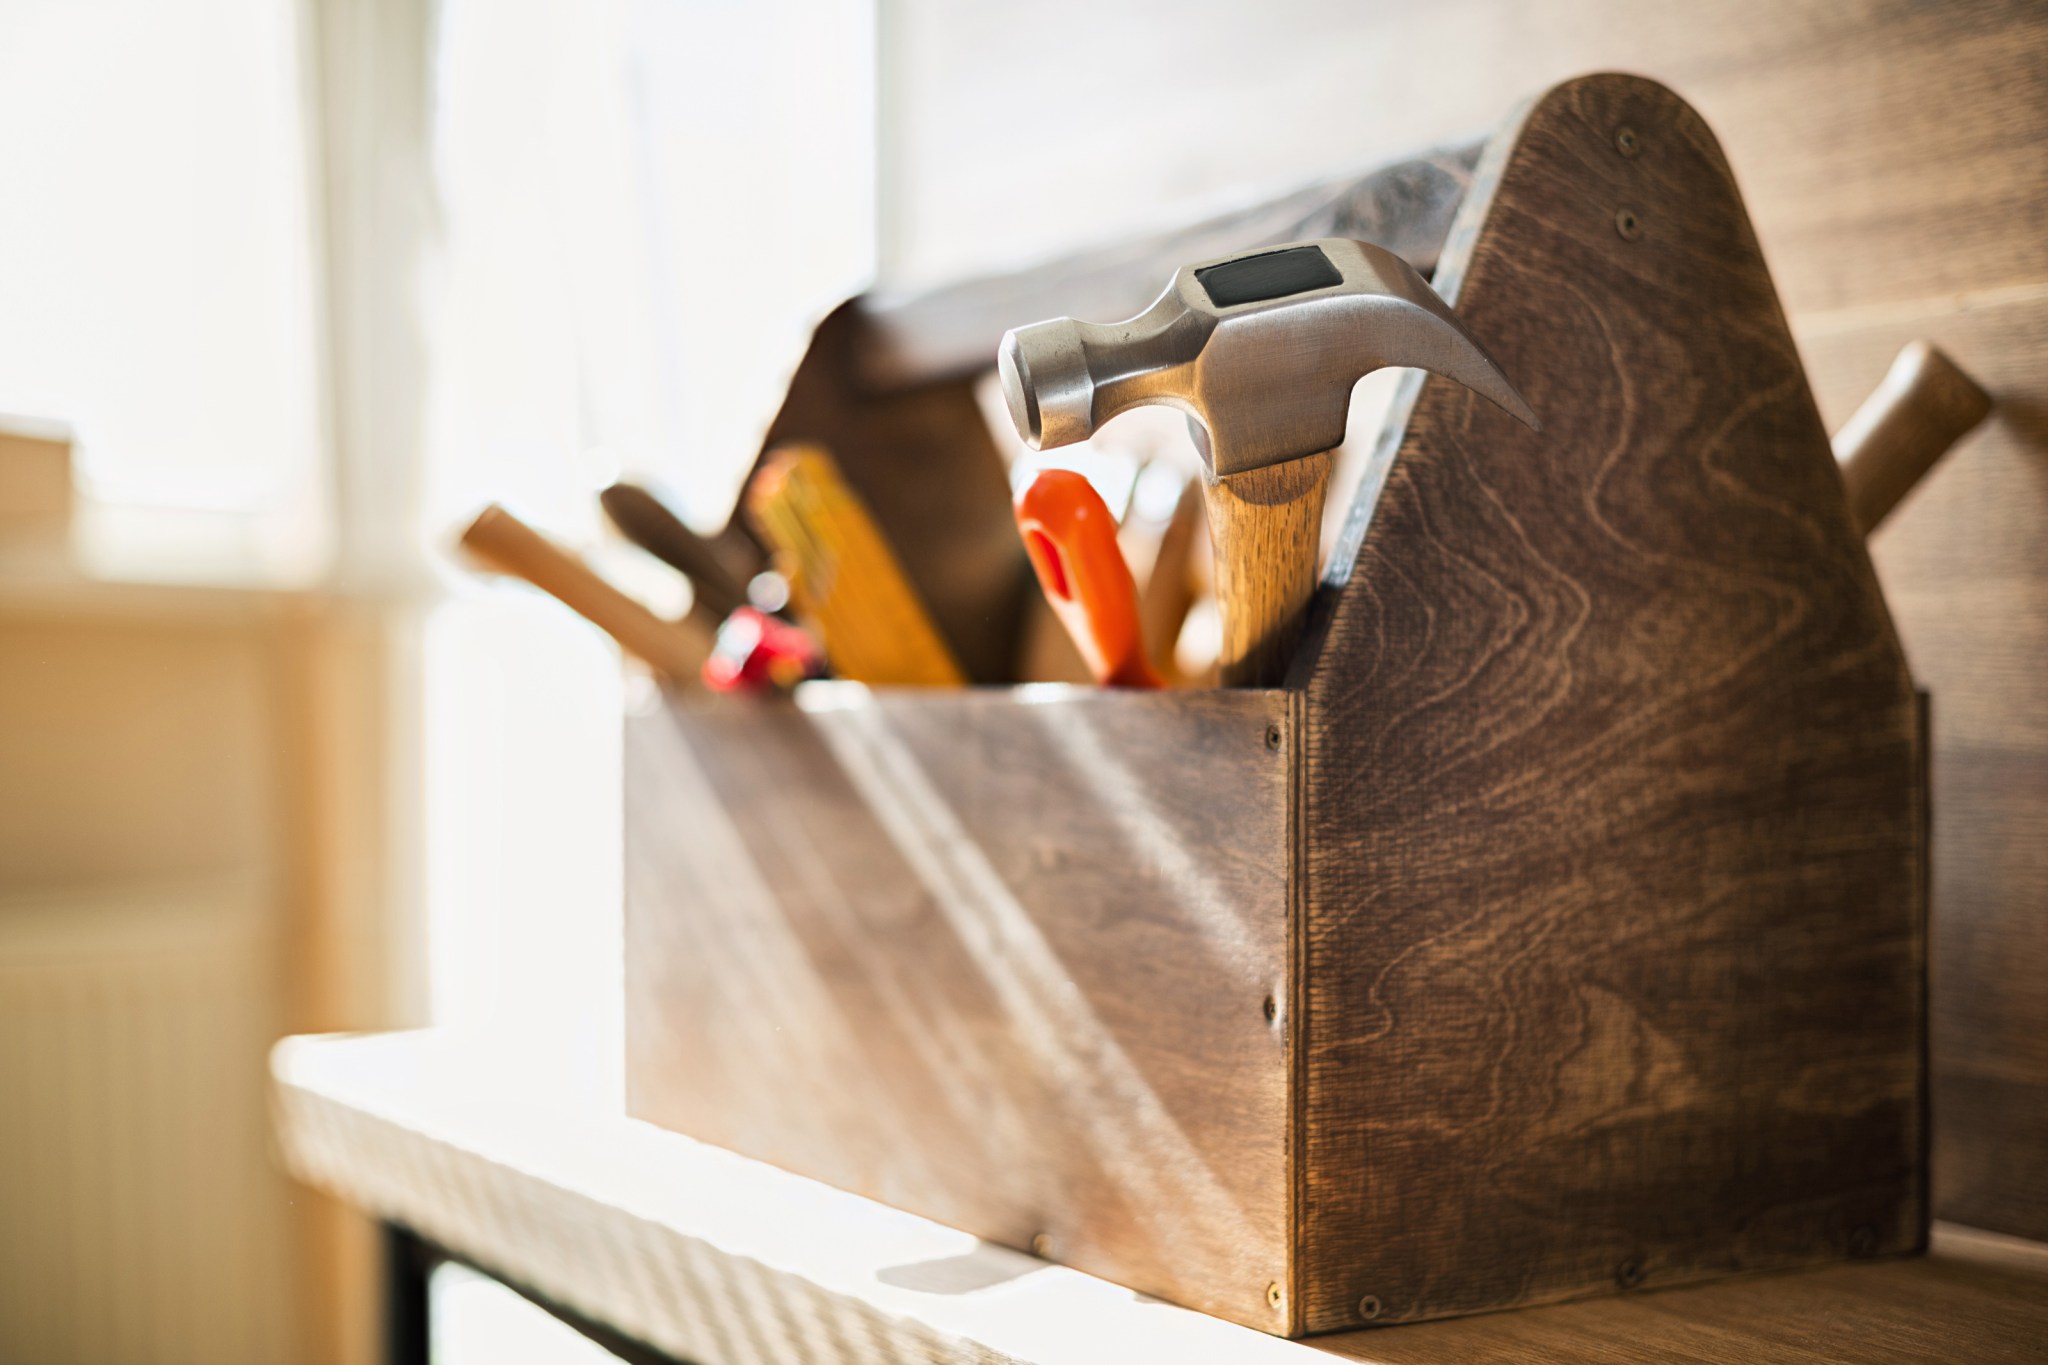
<box><xmin>1014</xmin><ymin>470</ymin><xmax>1162</xmax><ymax>689</ymax></box>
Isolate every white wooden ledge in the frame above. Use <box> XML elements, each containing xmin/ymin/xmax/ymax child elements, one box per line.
<box><xmin>273</xmin><ymin>1031</ymin><xmax>2048</xmax><ymax>1365</ymax></box>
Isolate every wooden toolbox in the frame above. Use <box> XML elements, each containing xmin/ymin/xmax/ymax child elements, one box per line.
<box><xmin>622</xmin><ymin>74</ymin><xmax>1925</xmax><ymax>1336</ymax></box>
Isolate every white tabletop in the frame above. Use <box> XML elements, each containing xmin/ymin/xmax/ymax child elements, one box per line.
<box><xmin>272</xmin><ymin>1030</ymin><xmax>2048</xmax><ymax>1365</ymax></box>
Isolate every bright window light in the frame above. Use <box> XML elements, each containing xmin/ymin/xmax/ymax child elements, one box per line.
<box><xmin>0</xmin><ymin>0</ymin><xmax>325</xmax><ymax>580</ymax></box>
<box><xmin>419</xmin><ymin>0</ymin><xmax>876</xmax><ymax>1046</ymax></box>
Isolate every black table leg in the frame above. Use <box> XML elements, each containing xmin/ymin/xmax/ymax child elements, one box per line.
<box><xmin>383</xmin><ymin>1222</ymin><xmax>433</xmax><ymax>1365</ymax></box>
<box><xmin>378</xmin><ymin>1223</ymin><xmax>688</xmax><ymax>1364</ymax></box>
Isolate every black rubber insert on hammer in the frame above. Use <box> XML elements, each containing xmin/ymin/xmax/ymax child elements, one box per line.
<box><xmin>1195</xmin><ymin>245</ymin><xmax>1342</xmax><ymax>309</ymax></box>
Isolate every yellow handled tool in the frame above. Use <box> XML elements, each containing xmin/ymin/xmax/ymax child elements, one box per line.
<box><xmin>744</xmin><ymin>445</ymin><xmax>965</xmax><ymax>687</ymax></box>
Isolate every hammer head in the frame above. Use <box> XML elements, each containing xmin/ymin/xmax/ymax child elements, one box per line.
<box><xmin>997</xmin><ymin>238</ymin><xmax>1538</xmax><ymax>477</ymax></box>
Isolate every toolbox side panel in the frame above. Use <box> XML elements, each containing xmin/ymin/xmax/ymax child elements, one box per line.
<box><xmin>1297</xmin><ymin>74</ymin><xmax>1925</xmax><ymax>1331</ymax></box>
<box><xmin>625</xmin><ymin>684</ymin><xmax>1294</xmax><ymax>1331</ymax></box>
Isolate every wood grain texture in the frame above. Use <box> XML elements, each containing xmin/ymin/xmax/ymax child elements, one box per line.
<box><xmin>624</xmin><ymin>683</ymin><xmax>1295</xmax><ymax>1330</ymax></box>
<box><xmin>753</xmin><ymin>305</ymin><xmax>1029</xmax><ymax>684</ymax></box>
<box><xmin>1328</xmin><ymin>1224</ymin><xmax>2048</xmax><ymax>1364</ymax></box>
<box><xmin>1205</xmin><ymin>451</ymin><xmax>1333</xmax><ymax>688</ymax></box>
<box><xmin>1294</xmin><ymin>75</ymin><xmax>1926</xmax><ymax>1330</ymax></box>
<box><xmin>1797</xmin><ymin>285</ymin><xmax>2048</xmax><ymax>1242</ymax></box>
<box><xmin>625</xmin><ymin>74</ymin><xmax>1953</xmax><ymax>1334</ymax></box>
<box><xmin>274</xmin><ymin>1033</ymin><xmax>2048</xmax><ymax>1365</ymax></box>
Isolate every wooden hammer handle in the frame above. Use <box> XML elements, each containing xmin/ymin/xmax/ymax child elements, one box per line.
<box><xmin>1201</xmin><ymin>449</ymin><xmax>1333</xmax><ymax>688</ymax></box>
<box><xmin>1835</xmin><ymin>340</ymin><xmax>1991</xmax><ymax>536</ymax></box>
<box><xmin>459</xmin><ymin>504</ymin><xmax>711</xmax><ymax>681</ymax></box>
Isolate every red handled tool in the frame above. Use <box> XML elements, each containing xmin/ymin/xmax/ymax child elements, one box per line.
<box><xmin>702</xmin><ymin>607</ymin><xmax>825</xmax><ymax>693</ymax></box>
<box><xmin>1014</xmin><ymin>469</ymin><xmax>1162</xmax><ymax>689</ymax></box>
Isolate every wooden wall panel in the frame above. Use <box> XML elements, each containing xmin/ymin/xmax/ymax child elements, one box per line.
<box><xmin>1798</xmin><ymin>289</ymin><xmax>2048</xmax><ymax>1241</ymax></box>
<box><xmin>881</xmin><ymin>0</ymin><xmax>2048</xmax><ymax>315</ymax></box>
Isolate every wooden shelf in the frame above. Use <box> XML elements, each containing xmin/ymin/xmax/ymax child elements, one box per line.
<box><xmin>272</xmin><ymin>1031</ymin><xmax>2048</xmax><ymax>1364</ymax></box>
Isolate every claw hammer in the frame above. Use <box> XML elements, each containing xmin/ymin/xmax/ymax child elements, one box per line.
<box><xmin>997</xmin><ymin>239</ymin><xmax>1539</xmax><ymax>686</ymax></box>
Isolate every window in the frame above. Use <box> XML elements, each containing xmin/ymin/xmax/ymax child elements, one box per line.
<box><xmin>0</xmin><ymin>0</ymin><xmax>324</xmax><ymax>583</ymax></box>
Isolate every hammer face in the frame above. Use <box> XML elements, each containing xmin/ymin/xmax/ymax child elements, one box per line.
<box><xmin>997</xmin><ymin>320</ymin><xmax>1091</xmax><ymax>450</ymax></box>
<box><xmin>996</xmin><ymin>238</ymin><xmax>1537</xmax><ymax>477</ymax></box>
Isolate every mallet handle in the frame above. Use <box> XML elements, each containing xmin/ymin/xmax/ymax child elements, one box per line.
<box><xmin>1202</xmin><ymin>450</ymin><xmax>1333</xmax><ymax>687</ymax></box>
<box><xmin>1835</xmin><ymin>340</ymin><xmax>1990</xmax><ymax>536</ymax></box>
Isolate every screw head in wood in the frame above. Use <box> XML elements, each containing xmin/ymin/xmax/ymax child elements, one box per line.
<box><xmin>1267</xmin><ymin>1281</ymin><xmax>1284</xmax><ymax>1311</ymax></box>
<box><xmin>1262</xmin><ymin>993</ymin><xmax>1279</xmax><ymax>1023</ymax></box>
<box><xmin>1265</xmin><ymin>722</ymin><xmax>1283</xmax><ymax>751</ymax></box>
<box><xmin>1616</xmin><ymin>1255</ymin><xmax>1645</xmax><ymax>1288</ymax></box>
<box><xmin>1358</xmin><ymin>1294</ymin><xmax>1382</xmax><ymax>1321</ymax></box>
<box><xmin>1614</xmin><ymin>209</ymin><xmax>1643</xmax><ymax>241</ymax></box>
<box><xmin>1615</xmin><ymin>125</ymin><xmax>1641</xmax><ymax>157</ymax></box>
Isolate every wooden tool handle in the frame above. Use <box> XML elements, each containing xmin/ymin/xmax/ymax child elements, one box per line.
<box><xmin>1135</xmin><ymin>476</ymin><xmax>1204</xmax><ymax>682</ymax></box>
<box><xmin>459</xmin><ymin>504</ymin><xmax>711</xmax><ymax>681</ymax></box>
<box><xmin>600</xmin><ymin>483</ymin><xmax>751</xmax><ymax>619</ymax></box>
<box><xmin>1834</xmin><ymin>340</ymin><xmax>1991</xmax><ymax>536</ymax></box>
<box><xmin>1201</xmin><ymin>449</ymin><xmax>1333</xmax><ymax>687</ymax></box>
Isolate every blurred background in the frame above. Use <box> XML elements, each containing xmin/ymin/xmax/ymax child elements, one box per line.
<box><xmin>1</xmin><ymin>1</ymin><xmax>2041</xmax><ymax>1362</ymax></box>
